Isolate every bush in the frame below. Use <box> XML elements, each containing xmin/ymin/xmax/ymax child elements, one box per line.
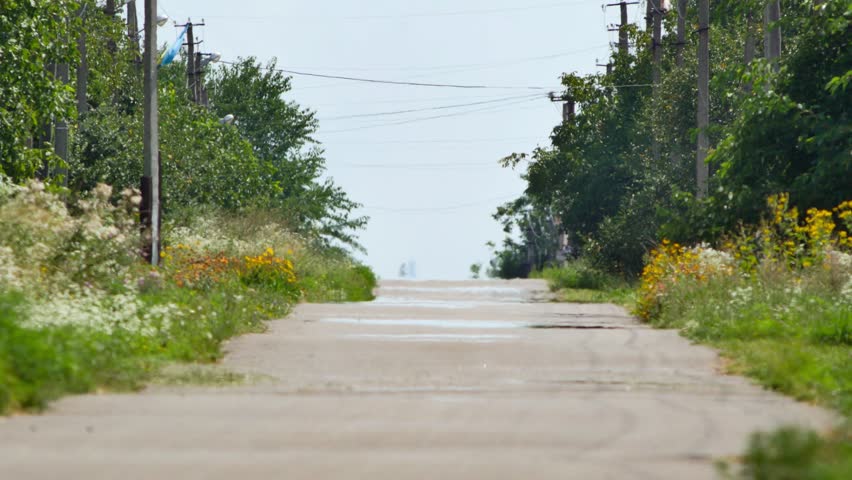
<box><xmin>0</xmin><ymin>182</ymin><xmax>376</xmax><ymax>414</ymax></box>
<box><xmin>635</xmin><ymin>194</ymin><xmax>852</xmax><ymax>415</ymax></box>
<box><xmin>538</xmin><ymin>260</ymin><xmax>612</xmax><ymax>291</ymax></box>
<box><xmin>720</xmin><ymin>426</ymin><xmax>852</xmax><ymax>480</ymax></box>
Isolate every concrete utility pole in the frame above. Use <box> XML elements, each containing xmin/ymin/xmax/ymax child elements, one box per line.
<box><xmin>651</xmin><ymin>1</ymin><xmax>663</xmax><ymax>85</ymax></box>
<box><xmin>142</xmin><ymin>0</ymin><xmax>160</xmax><ymax>265</ymax></box>
<box><xmin>745</xmin><ymin>11</ymin><xmax>756</xmax><ymax>64</ymax></box>
<box><xmin>55</xmin><ymin>62</ymin><xmax>70</xmax><ymax>185</ymax></box>
<box><xmin>76</xmin><ymin>6</ymin><xmax>88</xmax><ymax>116</ymax></box>
<box><xmin>127</xmin><ymin>0</ymin><xmax>141</xmax><ymax>69</ymax></box>
<box><xmin>645</xmin><ymin>0</ymin><xmax>653</xmax><ymax>31</ymax></box>
<box><xmin>676</xmin><ymin>0</ymin><xmax>687</xmax><ymax>67</ymax></box>
<box><xmin>105</xmin><ymin>0</ymin><xmax>117</xmax><ymax>55</ymax></box>
<box><xmin>196</xmin><ymin>52</ymin><xmax>210</xmax><ymax>106</ymax></box>
<box><xmin>649</xmin><ymin>1</ymin><xmax>664</xmax><ymax>164</ymax></box>
<box><xmin>696</xmin><ymin>0</ymin><xmax>710</xmax><ymax>198</ymax></box>
<box><xmin>764</xmin><ymin>1</ymin><xmax>781</xmax><ymax>71</ymax></box>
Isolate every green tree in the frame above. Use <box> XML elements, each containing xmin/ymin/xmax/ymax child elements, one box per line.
<box><xmin>206</xmin><ymin>58</ymin><xmax>367</xmax><ymax>246</ymax></box>
<box><xmin>0</xmin><ymin>0</ymin><xmax>80</xmax><ymax>180</ymax></box>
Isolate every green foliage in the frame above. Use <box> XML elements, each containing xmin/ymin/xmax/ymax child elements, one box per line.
<box><xmin>487</xmin><ymin>238</ymin><xmax>531</xmax><ymax>279</ymax></box>
<box><xmin>207</xmin><ymin>58</ymin><xmax>368</xmax><ymax>246</ymax></box>
<box><xmin>491</xmin><ymin>0</ymin><xmax>852</xmax><ymax>277</ymax></box>
<box><xmin>469</xmin><ymin>262</ymin><xmax>482</xmax><ymax>279</ymax></box>
<box><xmin>0</xmin><ymin>0</ymin><xmax>80</xmax><ymax>180</ymax></box>
<box><xmin>720</xmin><ymin>426</ymin><xmax>852</xmax><ymax>480</ymax></box>
<box><xmin>537</xmin><ymin>260</ymin><xmax>612</xmax><ymax>291</ymax></box>
<box><xmin>0</xmin><ymin>184</ymin><xmax>376</xmax><ymax>415</ymax></box>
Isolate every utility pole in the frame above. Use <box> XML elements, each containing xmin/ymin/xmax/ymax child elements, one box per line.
<box><xmin>647</xmin><ymin>1</ymin><xmax>665</xmax><ymax>164</ymax></box>
<box><xmin>645</xmin><ymin>0</ymin><xmax>653</xmax><ymax>31</ymax></box>
<box><xmin>597</xmin><ymin>62</ymin><xmax>614</xmax><ymax>76</ymax></box>
<box><xmin>142</xmin><ymin>0</ymin><xmax>160</xmax><ymax>265</ymax></box>
<box><xmin>651</xmin><ymin>1</ymin><xmax>663</xmax><ymax>85</ymax></box>
<box><xmin>696</xmin><ymin>0</ymin><xmax>710</xmax><ymax>198</ymax></box>
<box><xmin>606</xmin><ymin>2</ymin><xmax>637</xmax><ymax>56</ymax></box>
<box><xmin>127</xmin><ymin>0</ymin><xmax>141</xmax><ymax>69</ymax></box>
<box><xmin>186</xmin><ymin>22</ymin><xmax>197</xmax><ymax>103</ymax></box>
<box><xmin>55</xmin><ymin>62</ymin><xmax>70</xmax><ymax>185</ymax></box>
<box><xmin>105</xmin><ymin>0</ymin><xmax>117</xmax><ymax>55</ymax></box>
<box><xmin>196</xmin><ymin>52</ymin><xmax>210</xmax><ymax>106</ymax></box>
<box><xmin>764</xmin><ymin>1</ymin><xmax>781</xmax><ymax>71</ymax></box>
<box><xmin>76</xmin><ymin>6</ymin><xmax>88</xmax><ymax>116</ymax></box>
<box><xmin>182</xmin><ymin>20</ymin><xmax>206</xmax><ymax>104</ymax></box>
<box><xmin>675</xmin><ymin>0</ymin><xmax>687</xmax><ymax>67</ymax></box>
<box><xmin>549</xmin><ymin>92</ymin><xmax>575</xmax><ymax>124</ymax></box>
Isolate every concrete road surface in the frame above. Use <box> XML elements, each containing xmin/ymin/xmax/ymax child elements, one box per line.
<box><xmin>0</xmin><ymin>280</ymin><xmax>835</xmax><ymax>479</ymax></box>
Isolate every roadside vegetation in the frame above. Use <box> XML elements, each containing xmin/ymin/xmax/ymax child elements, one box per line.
<box><xmin>0</xmin><ymin>2</ymin><xmax>375</xmax><ymax>414</ymax></box>
<box><xmin>486</xmin><ymin>1</ymin><xmax>850</xmax><ymax>476</ymax></box>
<box><xmin>532</xmin><ymin>261</ymin><xmax>635</xmax><ymax>306</ymax></box>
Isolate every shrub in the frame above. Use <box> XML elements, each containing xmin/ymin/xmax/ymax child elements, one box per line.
<box><xmin>538</xmin><ymin>260</ymin><xmax>613</xmax><ymax>291</ymax></box>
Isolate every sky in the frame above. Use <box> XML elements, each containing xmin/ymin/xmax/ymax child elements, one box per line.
<box><xmin>152</xmin><ymin>0</ymin><xmax>645</xmax><ymax>280</ymax></box>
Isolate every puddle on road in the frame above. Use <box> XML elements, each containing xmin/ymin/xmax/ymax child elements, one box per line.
<box><xmin>361</xmin><ymin>297</ymin><xmax>516</xmax><ymax>309</ymax></box>
<box><xmin>319</xmin><ymin>318</ymin><xmax>524</xmax><ymax>329</ymax></box>
<box><xmin>343</xmin><ymin>334</ymin><xmax>518</xmax><ymax>343</ymax></box>
<box><xmin>529</xmin><ymin>324</ymin><xmax>629</xmax><ymax>330</ymax></box>
<box><xmin>379</xmin><ymin>286</ymin><xmax>523</xmax><ymax>295</ymax></box>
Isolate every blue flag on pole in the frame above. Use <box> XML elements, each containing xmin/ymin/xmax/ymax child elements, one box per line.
<box><xmin>160</xmin><ymin>25</ymin><xmax>188</xmax><ymax>66</ymax></box>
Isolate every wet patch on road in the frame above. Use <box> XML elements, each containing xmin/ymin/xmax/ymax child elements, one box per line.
<box><xmin>343</xmin><ymin>334</ymin><xmax>518</xmax><ymax>343</ymax></box>
<box><xmin>317</xmin><ymin>318</ymin><xmax>525</xmax><ymax>329</ymax></box>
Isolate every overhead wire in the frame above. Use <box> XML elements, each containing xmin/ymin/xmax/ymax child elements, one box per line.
<box><xmin>362</xmin><ymin>195</ymin><xmax>520</xmax><ymax>213</ymax></box>
<box><xmin>319</xmin><ymin>97</ymin><xmax>545</xmax><ymax>134</ymax></box>
<box><xmin>200</xmin><ymin>1</ymin><xmax>589</xmax><ymax>21</ymax></box>
<box><xmin>278</xmin><ymin>44</ymin><xmax>608</xmax><ymax>74</ymax></box>
<box><xmin>220</xmin><ymin>60</ymin><xmax>554</xmax><ymax>90</ymax></box>
<box><xmin>319</xmin><ymin>93</ymin><xmax>543</xmax><ymax>121</ymax></box>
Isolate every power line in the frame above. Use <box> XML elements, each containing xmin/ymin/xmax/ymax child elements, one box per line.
<box><xmin>362</xmin><ymin>195</ymin><xmax>519</xmax><ymax>213</ymax></box>
<box><xmin>325</xmin><ymin>136</ymin><xmax>547</xmax><ymax>145</ymax></box>
<box><xmin>320</xmin><ymin>97</ymin><xmax>544</xmax><ymax>134</ymax></box>
<box><xmin>320</xmin><ymin>94</ymin><xmax>542</xmax><ymax>121</ymax></box>
<box><xmin>335</xmin><ymin>159</ymin><xmax>524</xmax><ymax>169</ymax></box>
<box><xmin>220</xmin><ymin>60</ymin><xmax>555</xmax><ymax>90</ymax></box>
<box><xmin>309</xmin><ymin>93</ymin><xmax>538</xmax><ymax>108</ymax></box>
<box><xmin>201</xmin><ymin>1</ymin><xmax>589</xmax><ymax>21</ymax></box>
<box><xmin>279</xmin><ymin>44</ymin><xmax>609</xmax><ymax>74</ymax></box>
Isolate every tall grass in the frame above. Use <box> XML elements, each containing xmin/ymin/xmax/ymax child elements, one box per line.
<box><xmin>0</xmin><ymin>183</ymin><xmax>376</xmax><ymax>414</ymax></box>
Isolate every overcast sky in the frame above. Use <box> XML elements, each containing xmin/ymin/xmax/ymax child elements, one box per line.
<box><xmin>154</xmin><ymin>0</ymin><xmax>644</xmax><ymax>280</ymax></box>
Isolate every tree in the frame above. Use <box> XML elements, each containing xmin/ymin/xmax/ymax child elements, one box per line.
<box><xmin>0</xmin><ymin>0</ymin><xmax>80</xmax><ymax>181</ymax></box>
<box><xmin>206</xmin><ymin>58</ymin><xmax>367</xmax><ymax>246</ymax></box>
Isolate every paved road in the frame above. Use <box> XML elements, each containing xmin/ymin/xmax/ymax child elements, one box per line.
<box><xmin>0</xmin><ymin>280</ymin><xmax>835</xmax><ymax>479</ymax></box>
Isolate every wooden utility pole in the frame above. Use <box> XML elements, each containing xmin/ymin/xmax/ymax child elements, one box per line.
<box><xmin>676</xmin><ymin>0</ymin><xmax>687</xmax><ymax>67</ymax></box>
<box><xmin>696</xmin><ymin>0</ymin><xmax>710</xmax><ymax>198</ymax></box>
<box><xmin>143</xmin><ymin>0</ymin><xmax>161</xmax><ymax>265</ymax></box>
<box><xmin>549</xmin><ymin>92</ymin><xmax>575</xmax><ymax>124</ymax></box>
<box><xmin>619</xmin><ymin>2</ymin><xmax>630</xmax><ymax>55</ymax></box>
<box><xmin>764</xmin><ymin>1</ymin><xmax>781</xmax><ymax>71</ymax></box>
<box><xmin>606</xmin><ymin>2</ymin><xmax>638</xmax><ymax>60</ymax></box>
<box><xmin>186</xmin><ymin>23</ymin><xmax>198</xmax><ymax>103</ymax></box>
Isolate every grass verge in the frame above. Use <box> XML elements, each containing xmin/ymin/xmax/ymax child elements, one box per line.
<box><xmin>536</xmin><ymin>260</ymin><xmax>636</xmax><ymax>308</ymax></box>
<box><xmin>0</xmin><ymin>185</ymin><xmax>376</xmax><ymax>414</ymax></box>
